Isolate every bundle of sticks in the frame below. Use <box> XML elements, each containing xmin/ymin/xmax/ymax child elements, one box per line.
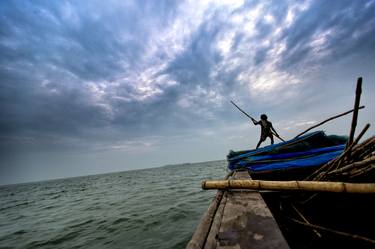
<box><xmin>325</xmin><ymin>137</ymin><xmax>374</xmax><ymax>180</ymax></box>
<box><xmin>310</xmin><ymin>134</ymin><xmax>375</xmax><ymax>181</ymax></box>
<box><xmin>306</xmin><ymin>77</ymin><xmax>374</xmax><ymax>182</ymax></box>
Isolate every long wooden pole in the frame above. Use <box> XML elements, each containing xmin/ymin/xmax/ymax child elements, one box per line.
<box><xmin>230</xmin><ymin>100</ymin><xmax>256</xmax><ymax>121</ymax></box>
<box><xmin>288</xmin><ymin>217</ymin><xmax>375</xmax><ymax>245</ymax></box>
<box><xmin>202</xmin><ymin>179</ymin><xmax>375</xmax><ymax>194</ymax></box>
<box><xmin>341</xmin><ymin>123</ymin><xmax>370</xmax><ymax>159</ymax></box>
<box><xmin>347</xmin><ymin>77</ymin><xmax>363</xmax><ymax>147</ymax></box>
<box><xmin>291</xmin><ymin>204</ymin><xmax>322</xmax><ymax>238</ymax></box>
<box><xmin>230</xmin><ymin>100</ymin><xmax>285</xmax><ymax>142</ymax></box>
<box><xmin>294</xmin><ymin>106</ymin><xmax>365</xmax><ymax>138</ymax></box>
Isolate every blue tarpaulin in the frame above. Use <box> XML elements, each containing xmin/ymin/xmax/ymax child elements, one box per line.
<box><xmin>227</xmin><ymin>131</ymin><xmax>346</xmax><ymax>172</ymax></box>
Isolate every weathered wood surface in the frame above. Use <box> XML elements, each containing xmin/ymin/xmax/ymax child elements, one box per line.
<box><xmin>187</xmin><ymin>170</ymin><xmax>290</xmax><ymax>249</ymax></box>
<box><xmin>187</xmin><ymin>172</ymin><xmax>234</xmax><ymax>249</ymax></box>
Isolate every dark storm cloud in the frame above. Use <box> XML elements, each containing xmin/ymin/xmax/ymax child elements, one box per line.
<box><xmin>0</xmin><ymin>0</ymin><xmax>186</xmax><ymax>162</ymax></box>
<box><xmin>1</xmin><ymin>7</ymin><xmax>141</xmax><ymax>85</ymax></box>
<box><xmin>1</xmin><ymin>0</ymin><xmax>374</xmax><ymax>138</ymax></box>
<box><xmin>279</xmin><ymin>0</ymin><xmax>375</xmax><ymax>71</ymax></box>
<box><xmin>165</xmin><ymin>15</ymin><xmax>222</xmax><ymax>87</ymax></box>
<box><xmin>0</xmin><ymin>0</ymin><xmax>178</xmax><ymax>135</ymax></box>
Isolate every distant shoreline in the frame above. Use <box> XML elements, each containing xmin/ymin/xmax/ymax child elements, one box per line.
<box><xmin>0</xmin><ymin>158</ymin><xmax>226</xmax><ymax>187</ymax></box>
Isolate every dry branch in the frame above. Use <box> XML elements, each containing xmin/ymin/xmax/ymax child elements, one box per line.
<box><xmin>294</xmin><ymin>106</ymin><xmax>365</xmax><ymax>139</ymax></box>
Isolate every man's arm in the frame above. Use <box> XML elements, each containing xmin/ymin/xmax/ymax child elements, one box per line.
<box><xmin>252</xmin><ymin>119</ymin><xmax>260</xmax><ymax>125</ymax></box>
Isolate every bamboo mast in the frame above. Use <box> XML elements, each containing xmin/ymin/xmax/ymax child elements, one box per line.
<box><xmin>347</xmin><ymin>77</ymin><xmax>363</xmax><ymax>147</ymax></box>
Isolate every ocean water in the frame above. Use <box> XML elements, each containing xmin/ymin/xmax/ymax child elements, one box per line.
<box><xmin>0</xmin><ymin>160</ymin><xmax>227</xmax><ymax>249</ymax></box>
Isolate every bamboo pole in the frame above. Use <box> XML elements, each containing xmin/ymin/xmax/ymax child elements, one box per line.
<box><xmin>294</xmin><ymin>106</ymin><xmax>365</xmax><ymax>139</ymax></box>
<box><xmin>336</xmin><ymin>123</ymin><xmax>370</xmax><ymax>168</ymax></box>
<box><xmin>347</xmin><ymin>77</ymin><xmax>362</xmax><ymax>147</ymax></box>
<box><xmin>327</xmin><ymin>156</ymin><xmax>375</xmax><ymax>175</ymax></box>
<box><xmin>355</xmin><ymin>145</ymin><xmax>375</xmax><ymax>160</ymax></box>
<box><xmin>351</xmin><ymin>136</ymin><xmax>375</xmax><ymax>154</ymax></box>
<box><xmin>350</xmin><ymin>143</ymin><xmax>374</xmax><ymax>163</ymax></box>
<box><xmin>202</xmin><ymin>179</ymin><xmax>375</xmax><ymax>194</ymax></box>
<box><xmin>291</xmin><ymin>204</ymin><xmax>322</xmax><ymax>238</ymax></box>
<box><xmin>301</xmin><ymin>193</ymin><xmax>319</xmax><ymax>205</ymax></box>
<box><xmin>306</xmin><ymin>125</ymin><xmax>371</xmax><ymax>181</ymax></box>
<box><xmin>349</xmin><ymin>165</ymin><xmax>375</xmax><ymax>178</ymax></box>
<box><xmin>288</xmin><ymin>217</ymin><xmax>375</xmax><ymax>245</ymax></box>
<box><xmin>315</xmin><ymin>124</ymin><xmax>371</xmax><ymax>180</ymax></box>
<box><xmin>352</xmin><ymin>148</ymin><xmax>374</xmax><ymax>163</ymax></box>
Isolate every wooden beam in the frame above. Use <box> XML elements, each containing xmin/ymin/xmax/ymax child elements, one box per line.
<box><xmin>202</xmin><ymin>179</ymin><xmax>375</xmax><ymax>194</ymax></box>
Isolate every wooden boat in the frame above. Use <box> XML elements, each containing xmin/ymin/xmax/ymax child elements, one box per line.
<box><xmin>187</xmin><ymin>133</ymin><xmax>374</xmax><ymax>249</ymax></box>
<box><xmin>186</xmin><ymin>78</ymin><xmax>374</xmax><ymax>248</ymax></box>
<box><xmin>253</xmin><ymin>135</ymin><xmax>375</xmax><ymax>249</ymax></box>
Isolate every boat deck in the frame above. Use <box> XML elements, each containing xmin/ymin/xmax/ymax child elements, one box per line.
<box><xmin>187</xmin><ymin>170</ymin><xmax>290</xmax><ymax>249</ymax></box>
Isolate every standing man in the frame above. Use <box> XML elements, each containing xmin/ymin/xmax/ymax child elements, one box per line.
<box><xmin>252</xmin><ymin>114</ymin><xmax>280</xmax><ymax>149</ymax></box>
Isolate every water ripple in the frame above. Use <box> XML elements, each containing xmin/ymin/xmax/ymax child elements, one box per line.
<box><xmin>0</xmin><ymin>160</ymin><xmax>227</xmax><ymax>249</ymax></box>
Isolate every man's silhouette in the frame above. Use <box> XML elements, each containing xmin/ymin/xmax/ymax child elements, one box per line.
<box><xmin>253</xmin><ymin>114</ymin><xmax>280</xmax><ymax>149</ymax></box>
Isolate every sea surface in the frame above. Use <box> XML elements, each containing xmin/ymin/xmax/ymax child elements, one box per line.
<box><xmin>0</xmin><ymin>160</ymin><xmax>228</xmax><ymax>249</ymax></box>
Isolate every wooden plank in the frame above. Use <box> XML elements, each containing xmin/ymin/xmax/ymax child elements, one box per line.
<box><xmin>204</xmin><ymin>171</ymin><xmax>290</xmax><ymax>249</ymax></box>
<box><xmin>187</xmin><ymin>172</ymin><xmax>234</xmax><ymax>249</ymax></box>
<box><xmin>204</xmin><ymin>191</ymin><xmax>228</xmax><ymax>249</ymax></box>
<box><xmin>186</xmin><ymin>191</ymin><xmax>225</xmax><ymax>249</ymax></box>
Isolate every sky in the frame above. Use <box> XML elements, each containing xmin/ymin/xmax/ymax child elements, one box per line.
<box><xmin>1</xmin><ymin>0</ymin><xmax>375</xmax><ymax>185</ymax></box>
